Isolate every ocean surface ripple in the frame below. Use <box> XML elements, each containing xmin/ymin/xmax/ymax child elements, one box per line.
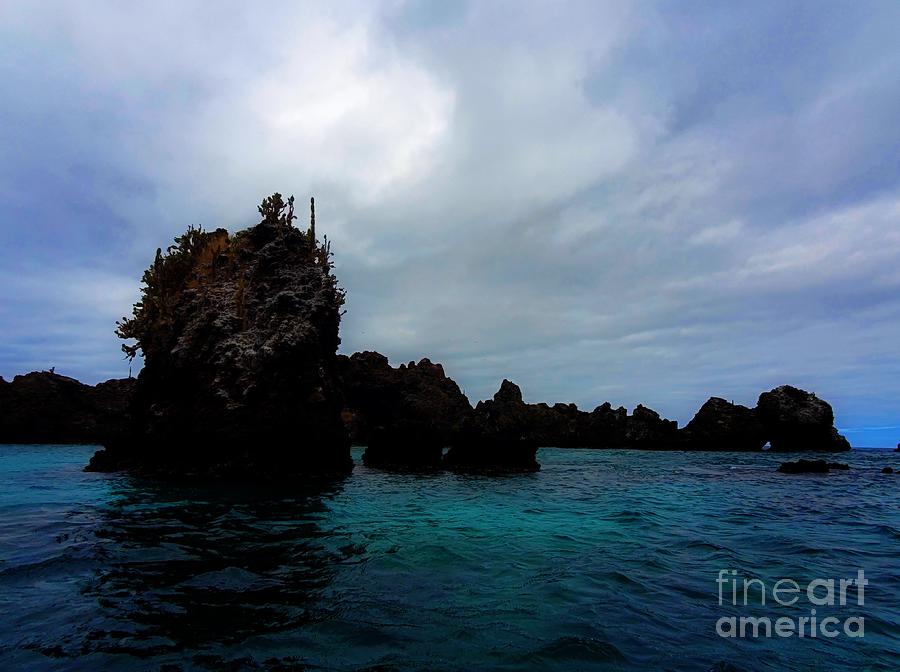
<box><xmin>0</xmin><ymin>445</ymin><xmax>898</xmax><ymax>671</ymax></box>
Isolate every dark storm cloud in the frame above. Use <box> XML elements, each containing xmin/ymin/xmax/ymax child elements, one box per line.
<box><xmin>1</xmin><ymin>1</ymin><xmax>898</xmax><ymax>444</ymax></box>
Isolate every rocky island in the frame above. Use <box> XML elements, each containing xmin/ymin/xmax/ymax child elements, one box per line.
<box><xmin>0</xmin><ymin>194</ymin><xmax>854</xmax><ymax>476</ymax></box>
<box><xmin>87</xmin><ymin>195</ymin><xmax>352</xmax><ymax>477</ymax></box>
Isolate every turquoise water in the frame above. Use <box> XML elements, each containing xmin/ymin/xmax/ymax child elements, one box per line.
<box><xmin>0</xmin><ymin>445</ymin><xmax>898</xmax><ymax>671</ymax></box>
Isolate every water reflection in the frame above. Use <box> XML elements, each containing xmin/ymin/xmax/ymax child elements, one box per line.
<box><xmin>83</xmin><ymin>475</ymin><xmax>348</xmax><ymax>658</ymax></box>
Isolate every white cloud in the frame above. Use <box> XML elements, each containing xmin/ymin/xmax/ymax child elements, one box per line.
<box><xmin>689</xmin><ymin>220</ymin><xmax>743</xmax><ymax>245</ymax></box>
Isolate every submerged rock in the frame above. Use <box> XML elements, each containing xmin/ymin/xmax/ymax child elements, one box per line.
<box><xmin>87</xmin><ymin>194</ymin><xmax>351</xmax><ymax>478</ymax></box>
<box><xmin>757</xmin><ymin>386</ymin><xmax>850</xmax><ymax>452</ymax></box>
<box><xmin>777</xmin><ymin>459</ymin><xmax>849</xmax><ymax>474</ymax></box>
<box><xmin>0</xmin><ymin>372</ymin><xmax>135</xmax><ymax>444</ymax></box>
<box><xmin>676</xmin><ymin>397</ymin><xmax>767</xmax><ymax>451</ymax></box>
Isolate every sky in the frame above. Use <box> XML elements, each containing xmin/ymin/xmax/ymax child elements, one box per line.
<box><xmin>1</xmin><ymin>1</ymin><xmax>899</xmax><ymax>446</ymax></box>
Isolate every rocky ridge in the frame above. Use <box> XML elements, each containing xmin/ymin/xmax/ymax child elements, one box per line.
<box><xmin>0</xmin><ymin>372</ymin><xmax>135</xmax><ymax>444</ymax></box>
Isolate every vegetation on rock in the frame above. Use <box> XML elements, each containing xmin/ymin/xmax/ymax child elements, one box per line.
<box><xmin>89</xmin><ymin>193</ymin><xmax>350</xmax><ymax>478</ymax></box>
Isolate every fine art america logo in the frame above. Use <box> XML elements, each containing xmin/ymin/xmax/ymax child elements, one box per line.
<box><xmin>715</xmin><ymin>569</ymin><xmax>867</xmax><ymax>639</ymax></box>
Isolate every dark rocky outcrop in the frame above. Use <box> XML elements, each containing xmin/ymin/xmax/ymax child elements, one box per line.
<box><xmin>87</xmin><ymin>194</ymin><xmax>352</xmax><ymax>478</ymax></box>
<box><xmin>625</xmin><ymin>404</ymin><xmax>678</xmax><ymax>449</ymax></box>
<box><xmin>0</xmin><ymin>372</ymin><xmax>135</xmax><ymax>444</ymax></box>
<box><xmin>757</xmin><ymin>385</ymin><xmax>850</xmax><ymax>452</ymax></box>
<box><xmin>675</xmin><ymin>397</ymin><xmax>767</xmax><ymax>451</ymax></box>
<box><xmin>451</xmin><ymin>379</ymin><xmax>675</xmax><ymax>453</ymax></box>
<box><xmin>336</xmin><ymin>351</ymin><xmax>471</xmax><ymax>468</ymax></box>
<box><xmin>444</xmin><ymin>380</ymin><xmax>540</xmax><ymax>472</ymax></box>
<box><xmin>337</xmin><ymin>365</ymin><xmax>853</xmax><ymax>467</ymax></box>
<box><xmin>883</xmin><ymin>467</ymin><xmax>894</xmax><ymax>474</ymax></box>
<box><xmin>777</xmin><ymin>459</ymin><xmax>850</xmax><ymax>474</ymax></box>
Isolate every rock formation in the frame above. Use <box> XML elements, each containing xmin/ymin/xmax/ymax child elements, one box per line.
<box><xmin>336</xmin><ymin>351</ymin><xmax>471</xmax><ymax>468</ymax></box>
<box><xmin>0</xmin><ymin>195</ymin><xmax>853</xmax><ymax>470</ymax></box>
<box><xmin>756</xmin><ymin>385</ymin><xmax>850</xmax><ymax>452</ymax></box>
<box><xmin>333</xmin><ymin>355</ymin><xmax>851</xmax><ymax>465</ymax></box>
<box><xmin>0</xmin><ymin>372</ymin><xmax>135</xmax><ymax>444</ymax></box>
<box><xmin>444</xmin><ymin>380</ymin><xmax>540</xmax><ymax>472</ymax></box>
<box><xmin>675</xmin><ymin>397</ymin><xmax>767</xmax><ymax>451</ymax></box>
<box><xmin>87</xmin><ymin>194</ymin><xmax>352</xmax><ymax>477</ymax></box>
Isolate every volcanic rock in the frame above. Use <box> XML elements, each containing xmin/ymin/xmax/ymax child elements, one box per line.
<box><xmin>87</xmin><ymin>194</ymin><xmax>351</xmax><ymax>478</ymax></box>
<box><xmin>756</xmin><ymin>386</ymin><xmax>850</xmax><ymax>452</ymax></box>
<box><xmin>677</xmin><ymin>397</ymin><xmax>767</xmax><ymax>451</ymax></box>
<box><xmin>0</xmin><ymin>372</ymin><xmax>135</xmax><ymax>444</ymax></box>
<box><xmin>337</xmin><ymin>351</ymin><xmax>471</xmax><ymax>468</ymax></box>
<box><xmin>444</xmin><ymin>380</ymin><xmax>540</xmax><ymax>472</ymax></box>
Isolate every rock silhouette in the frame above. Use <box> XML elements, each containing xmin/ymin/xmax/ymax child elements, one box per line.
<box><xmin>676</xmin><ymin>398</ymin><xmax>767</xmax><ymax>452</ymax></box>
<box><xmin>0</xmin><ymin>372</ymin><xmax>134</xmax><ymax>444</ymax></box>
<box><xmin>86</xmin><ymin>194</ymin><xmax>351</xmax><ymax>478</ymax></box>
<box><xmin>757</xmin><ymin>385</ymin><xmax>850</xmax><ymax>452</ymax></box>
<box><xmin>336</xmin><ymin>351</ymin><xmax>471</xmax><ymax>468</ymax></box>
<box><xmin>444</xmin><ymin>380</ymin><xmax>540</xmax><ymax>472</ymax></box>
<box><xmin>0</xmin><ymin>193</ymin><xmax>853</xmax><ymax>474</ymax></box>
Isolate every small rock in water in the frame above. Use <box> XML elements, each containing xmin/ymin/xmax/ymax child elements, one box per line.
<box><xmin>777</xmin><ymin>459</ymin><xmax>849</xmax><ymax>474</ymax></box>
<box><xmin>882</xmin><ymin>467</ymin><xmax>894</xmax><ymax>474</ymax></box>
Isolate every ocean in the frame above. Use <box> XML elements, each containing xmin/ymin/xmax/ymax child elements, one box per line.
<box><xmin>0</xmin><ymin>445</ymin><xmax>897</xmax><ymax>671</ymax></box>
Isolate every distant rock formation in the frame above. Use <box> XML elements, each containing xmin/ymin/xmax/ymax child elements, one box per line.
<box><xmin>756</xmin><ymin>385</ymin><xmax>850</xmax><ymax>452</ymax></box>
<box><xmin>336</xmin><ymin>351</ymin><xmax>471</xmax><ymax>468</ymax></box>
<box><xmin>448</xmin><ymin>379</ymin><xmax>676</xmax><ymax>452</ymax></box>
<box><xmin>0</xmin><ymin>372</ymin><xmax>135</xmax><ymax>444</ymax></box>
<box><xmin>87</xmin><ymin>194</ymin><xmax>351</xmax><ymax>478</ymax></box>
<box><xmin>777</xmin><ymin>459</ymin><xmax>850</xmax><ymax>474</ymax></box>
<box><xmin>332</xmin><ymin>354</ymin><xmax>851</xmax><ymax>467</ymax></box>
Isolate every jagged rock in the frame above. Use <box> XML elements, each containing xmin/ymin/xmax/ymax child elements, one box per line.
<box><xmin>87</xmin><ymin>194</ymin><xmax>351</xmax><ymax>478</ymax></box>
<box><xmin>581</xmin><ymin>402</ymin><xmax>629</xmax><ymax>447</ymax></box>
<box><xmin>0</xmin><ymin>372</ymin><xmax>135</xmax><ymax>444</ymax></box>
<box><xmin>444</xmin><ymin>380</ymin><xmax>540</xmax><ymax>472</ymax></box>
<box><xmin>777</xmin><ymin>459</ymin><xmax>849</xmax><ymax>474</ymax></box>
<box><xmin>677</xmin><ymin>397</ymin><xmax>767</xmax><ymax>451</ymax></box>
<box><xmin>625</xmin><ymin>404</ymin><xmax>679</xmax><ymax>449</ymax></box>
<box><xmin>756</xmin><ymin>386</ymin><xmax>850</xmax><ymax>452</ymax></box>
<box><xmin>336</xmin><ymin>351</ymin><xmax>471</xmax><ymax>468</ymax></box>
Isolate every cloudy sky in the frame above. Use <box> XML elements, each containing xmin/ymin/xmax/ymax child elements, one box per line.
<box><xmin>1</xmin><ymin>1</ymin><xmax>899</xmax><ymax>446</ymax></box>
